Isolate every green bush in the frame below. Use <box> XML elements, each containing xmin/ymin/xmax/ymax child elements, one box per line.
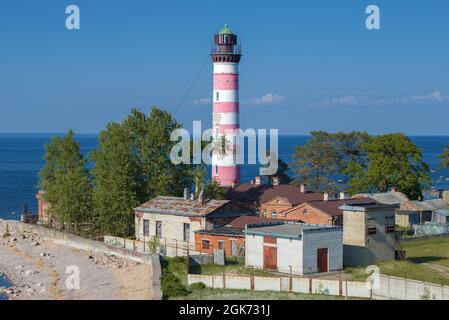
<box><xmin>190</xmin><ymin>282</ymin><xmax>206</xmax><ymax>291</ymax></box>
<box><xmin>161</xmin><ymin>270</ymin><xmax>188</xmax><ymax>297</ymax></box>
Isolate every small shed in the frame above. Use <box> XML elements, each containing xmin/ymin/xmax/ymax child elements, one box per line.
<box><xmin>244</xmin><ymin>222</ymin><xmax>343</xmax><ymax>275</ymax></box>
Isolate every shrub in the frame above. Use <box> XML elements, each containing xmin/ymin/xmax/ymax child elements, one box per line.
<box><xmin>161</xmin><ymin>270</ymin><xmax>188</xmax><ymax>298</ymax></box>
<box><xmin>190</xmin><ymin>282</ymin><xmax>206</xmax><ymax>291</ymax></box>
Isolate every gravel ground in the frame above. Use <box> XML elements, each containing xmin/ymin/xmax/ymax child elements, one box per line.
<box><xmin>0</xmin><ymin>232</ymin><xmax>153</xmax><ymax>300</ymax></box>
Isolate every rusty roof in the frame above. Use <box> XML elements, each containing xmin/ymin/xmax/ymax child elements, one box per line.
<box><xmin>227</xmin><ymin>183</ymin><xmax>323</xmax><ymax>205</ymax></box>
<box><xmin>136</xmin><ymin>196</ymin><xmax>230</xmax><ymax>217</ymax></box>
<box><xmin>225</xmin><ymin>215</ymin><xmax>302</xmax><ymax>229</ymax></box>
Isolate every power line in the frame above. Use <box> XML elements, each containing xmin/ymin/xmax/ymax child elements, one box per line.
<box><xmin>174</xmin><ymin>55</ymin><xmax>210</xmax><ymax>115</ymax></box>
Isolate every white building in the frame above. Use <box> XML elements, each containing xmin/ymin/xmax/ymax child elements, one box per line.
<box><xmin>244</xmin><ymin>222</ymin><xmax>343</xmax><ymax>275</ymax></box>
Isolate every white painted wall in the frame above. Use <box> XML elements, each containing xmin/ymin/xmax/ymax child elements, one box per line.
<box><xmin>302</xmin><ymin>229</ymin><xmax>343</xmax><ymax>274</ymax></box>
<box><xmin>213</xmin><ymin>62</ymin><xmax>239</xmax><ymax>74</ymax></box>
<box><xmin>245</xmin><ymin>234</ymin><xmax>264</xmax><ymax>269</ymax></box>
<box><xmin>277</xmin><ymin>238</ymin><xmax>302</xmax><ymax>274</ymax></box>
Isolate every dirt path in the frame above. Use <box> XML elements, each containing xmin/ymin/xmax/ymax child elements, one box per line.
<box><xmin>0</xmin><ymin>232</ymin><xmax>153</xmax><ymax>300</ymax></box>
<box><xmin>422</xmin><ymin>263</ymin><xmax>449</xmax><ymax>279</ymax></box>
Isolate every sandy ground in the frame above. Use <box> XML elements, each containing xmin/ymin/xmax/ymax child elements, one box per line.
<box><xmin>0</xmin><ymin>232</ymin><xmax>153</xmax><ymax>300</ymax></box>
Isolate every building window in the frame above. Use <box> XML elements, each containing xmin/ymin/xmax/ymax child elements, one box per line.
<box><xmin>367</xmin><ymin>227</ymin><xmax>377</xmax><ymax>235</ymax></box>
<box><xmin>263</xmin><ymin>210</ymin><xmax>267</xmax><ymax>218</ymax></box>
<box><xmin>271</xmin><ymin>211</ymin><xmax>277</xmax><ymax>219</ymax></box>
<box><xmin>202</xmin><ymin>239</ymin><xmax>210</xmax><ymax>250</ymax></box>
<box><xmin>385</xmin><ymin>226</ymin><xmax>396</xmax><ymax>234</ymax></box>
<box><xmin>216</xmin><ymin>91</ymin><xmax>220</xmax><ymax>102</ymax></box>
<box><xmin>183</xmin><ymin>223</ymin><xmax>190</xmax><ymax>242</ymax></box>
<box><xmin>156</xmin><ymin>221</ymin><xmax>162</xmax><ymax>238</ymax></box>
<box><xmin>303</xmin><ymin>209</ymin><xmax>309</xmax><ymax>215</ymax></box>
<box><xmin>143</xmin><ymin>220</ymin><xmax>150</xmax><ymax>237</ymax></box>
<box><xmin>214</xmin><ymin>165</ymin><xmax>219</xmax><ymax>176</ymax></box>
<box><xmin>218</xmin><ymin>240</ymin><xmax>226</xmax><ymax>250</ymax></box>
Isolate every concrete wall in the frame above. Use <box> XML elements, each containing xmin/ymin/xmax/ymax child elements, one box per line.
<box><xmin>187</xmin><ymin>274</ymin><xmax>371</xmax><ymax>298</ymax></box>
<box><xmin>302</xmin><ymin>229</ymin><xmax>343</xmax><ymax>274</ymax></box>
<box><xmin>374</xmin><ymin>274</ymin><xmax>449</xmax><ymax>300</ymax></box>
<box><xmin>245</xmin><ymin>233</ymin><xmax>264</xmax><ymax>269</ymax></box>
<box><xmin>343</xmin><ymin>209</ymin><xmax>395</xmax><ymax>267</ymax></box>
<box><xmin>276</xmin><ymin>238</ymin><xmax>302</xmax><ymax>274</ymax></box>
<box><xmin>0</xmin><ymin>219</ymin><xmax>153</xmax><ymax>264</ymax></box>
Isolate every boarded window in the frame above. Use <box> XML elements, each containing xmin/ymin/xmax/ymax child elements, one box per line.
<box><xmin>143</xmin><ymin>220</ymin><xmax>150</xmax><ymax>237</ymax></box>
<box><xmin>264</xmin><ymin>236</ymin><xmax>277</xmax><ymax>244</ymax></box>
<box><xmin>183</xmin><ymin>223</ymin><xmax>190</xmax><ymax>242</ymax></box>
<box><xmin>367</xmin><ymin>227</ymin><xmax>377</xmax><ymax>235</ymax></box>
<box><xmin>156</xmin><ymin>221</ymin><xmax>162</xmax><ymax>238</ymax></box>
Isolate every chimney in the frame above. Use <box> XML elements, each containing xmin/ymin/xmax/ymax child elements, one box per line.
<box><xmin>339</xmin><ymin>192</ymin><xmax>350</xmax><ymax>200</ymax></box>
<box><xmin>183</xmin><ymin>188</ymin><xmax>190</xmax><ymax>200</ymax></box>
<box><xmin>255</xmin><ymin>176</ymin><xmax>261</xmax><ymax>185</ymax></box>
<box><xmin>300</xmin><ymin>184</ymin><xmax>307</xmax><ymax>194</ymax></box>
<box><xmin>272</xmin><ymin>176</ymin><xmax>280</xmax><ymax>186</ymax></box>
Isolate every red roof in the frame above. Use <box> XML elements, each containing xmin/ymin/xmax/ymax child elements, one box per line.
<box><xmin>227</xmin><ymin>183</ymin><xmax>323</xmax><ymax>206</ymax></box>
<box><xmin>283</xmin><ymin>197</ymin><xmax>376</xmax><ymax>217</ymax></box>
<box><xmin>225</xmin><ymin>215</ymin><xmax>303</xmax><ymax>229</ymax></box>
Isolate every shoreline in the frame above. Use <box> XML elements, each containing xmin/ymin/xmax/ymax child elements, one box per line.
<box><xmin>0</xmin><ymin>230</ymin><xmax>154</xmax><ymax>300</ymax></box>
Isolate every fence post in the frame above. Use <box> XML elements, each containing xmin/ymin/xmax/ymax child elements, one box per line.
<box><xmin>387</xmin><ymin>276</ymin><xmax>391</xmax><ymax>299</ymax></box>
<box><xmin>309</xmin><ymin>277</ymin><xmax>312</xmax><ymax>294</ymax></box>
<box><xmin>339</xmin><ymin>270</ymin><xmax>343</xmax><ymax>296</ymax></box>
<box><xmin>345</xmin><ymin>280</ymin><xmax>348</xmax><ymax>300</ymax></box>
<box><xmin>175</xmin><ymin>240</ymin><xmax>178</xmax><ymax>256</ymax></box>
<box><xmin>223</xmin><ymin>267</ymin><xmax>226</xmax><ymax>289</ymax></box>
<box><xmin>404</xmin><ymin>277</ymin><xmax>407</xmax><ymax>300</ymax></box>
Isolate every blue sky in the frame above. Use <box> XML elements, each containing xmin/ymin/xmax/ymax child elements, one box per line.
<box><xmin>1</xmin><ymin>0</ymin><xmax>449</xmax><ymax>135</ymax></box>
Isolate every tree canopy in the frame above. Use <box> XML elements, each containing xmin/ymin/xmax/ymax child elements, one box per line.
<box><xmin>439</xmin><ymin>143</ymin><xmax>449</xmax><ymax>168</ymax></box>
<box><xmin>39</xmin><ymin>129</ymin><xmax>93</xmax><ymax>226</ymax></box>
<box><xmin>90</xmin><ymin>107</ymin><xmax>193</xmax><ymax>237</ymax></box>
<box><xmin>347</xmin><ymin>133</ymin><xmax>430</xmax><ymax>200</ymax></box>
<box><xmin>291</xmin><ymin>131</ymin><xmax>370</xmax><ymax>191</ymax></box>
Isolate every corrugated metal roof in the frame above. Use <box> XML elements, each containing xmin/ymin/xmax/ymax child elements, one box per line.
<box><xmin>407</xmin><ymin>199</ymin><xmax>449</xmax><ymax>211</ymax></box>
<box><xmin>227</xmin><ymin>183</ymin><xmax>323</xmax><ymax>205</ymax></box>
<box><xmin>244</xmin><ymin>222</ymin><xmax>341</xmax><ymax>239</ymax></box>
<box><xmin>353</xmin><ymin>191</ymin><xmax>409</xmax><ymax>205</ymax></box>
<box><xmin>136</xmin><ymin>196</ymin><xmax>230</xmax><ymax>216</ymax></box>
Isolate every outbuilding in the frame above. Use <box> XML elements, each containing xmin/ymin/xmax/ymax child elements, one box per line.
<box><xmin>244</xmin><ymin>222</ymin><xmax>343</xmax><ymax>275</ymax></box>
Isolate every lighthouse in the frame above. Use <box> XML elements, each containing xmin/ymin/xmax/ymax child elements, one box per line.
<box><xmin>211</xmin><ymin>24</ymin><xmax>242</xmax><ymax>187</ymax></box>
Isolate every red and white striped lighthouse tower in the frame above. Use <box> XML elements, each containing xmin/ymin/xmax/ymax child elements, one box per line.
<box><xmin>211</xmin><ymin>25</ymin><xmax>242</xmax><ymax>187</ymax></box>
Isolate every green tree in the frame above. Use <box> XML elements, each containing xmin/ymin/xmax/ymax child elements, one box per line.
<box><xmin>347</xmin><ymin>133</ymin><xmax>431</xmax><ymax>200</ymax></box>
<box><xmin>439</xmin><ymin>143</ymin><xmax>449</xmax><ymax>168</ymax></box>
<box><xmin>90</xmin><ymin>107</ymin><xmax>193</xmax><ymax>236</ymax></box>
<box><xmin>90</xmin><ymin>123</ymin><xmax>140</xmax><ymax>237</ymax></box>
<box><xmin>291</xmin><ymin>131</ymin><xmax>370</xmax><ymax>191</ymax></box>
<box><xmin>204</xmin><ymin>180</ymin><xmax>227</xmax><ymax>200</ymax></box>
<box><xmin>39</xmin><ymin>130</ymin><xmax>93</xmax><ymax>226</ymax></box>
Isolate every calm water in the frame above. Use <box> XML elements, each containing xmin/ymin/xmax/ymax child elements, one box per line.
<box><xmin>0</xmin><ymin>134</ymin><xmax>448</xmax><ymax>221</ymax></box>
<box><xmin>0</xmin><ymin>274</ymin><xmax>12</xmax><ymax>300</ymax></box>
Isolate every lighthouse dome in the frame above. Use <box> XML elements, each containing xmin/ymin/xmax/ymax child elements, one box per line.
<box><xmin>219</xmin><ymin>24</ymin><xmax>234</xmax><ymax>35</ymax></box>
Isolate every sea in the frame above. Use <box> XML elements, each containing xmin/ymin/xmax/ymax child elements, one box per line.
<box><xmin>1</xmin><ymin>133</ymin><xmax>449</xmax><ymax>221</ymax></box>
<box><xmin>0</xmin><ymin>133</ymin><xmax>449</xmax><ymax>290</ymax></box>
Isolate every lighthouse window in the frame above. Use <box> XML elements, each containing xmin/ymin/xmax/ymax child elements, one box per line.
<box><xmin>216</xmin><ymin>91</ymin><xmax>219</xmax><ymax>101</ymax></box>
<box><xmin>214</xmin><ymin>165</ymin><xmax>219</xmax><ymax>176</ymax></box>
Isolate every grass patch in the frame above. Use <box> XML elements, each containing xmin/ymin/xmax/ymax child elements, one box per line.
<box><xmin>345</xmin><ymin>236</ymin><xmax>449</xmax><ymax>286</ymax></box>
<box><xmin>170</xmin><ymin>288</ymin><xmax>348</xmax><ymax>300</ymax></box>
<box><xmin>190</xmin><ymin>257</ymin><xmax>275</xmax><ymax>277</ymax></box>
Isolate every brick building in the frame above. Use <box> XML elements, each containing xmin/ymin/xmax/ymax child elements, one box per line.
<box><xmin>194</xmin><ymin>216</ymin><xmax>294</xmax><ymax>257</ymax></box>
